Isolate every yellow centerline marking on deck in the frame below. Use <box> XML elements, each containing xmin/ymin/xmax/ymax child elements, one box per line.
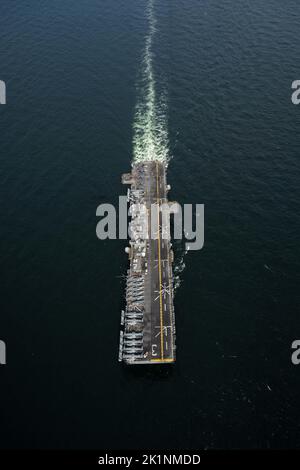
<box><xmin>150</xmin><ymin>358</ymin><xmax>174</xmax><ymax>363</ymax></box>
<box><xmin>156</xmin><ymin>162</ymin><xmax>164</xmax><ymax>360</ymax></box>
<box><xmin>167</xmin><ymin>249</ymin><xmax>174</xmax><ymax>359</ymax></box>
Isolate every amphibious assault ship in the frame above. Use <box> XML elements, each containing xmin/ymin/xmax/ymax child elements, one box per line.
<box><xmin>119</xmin><ymin>161</ymin><xmax>176</xmax><ymax>364</ymax></box>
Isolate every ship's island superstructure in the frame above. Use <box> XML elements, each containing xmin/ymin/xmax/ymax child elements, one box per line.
<box><xmin>119</xmin><ymin>161</ymin><xmax>176</xmax><ymax>364</ymax></box>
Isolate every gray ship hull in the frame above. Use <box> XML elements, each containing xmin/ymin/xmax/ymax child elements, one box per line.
<box><xmin>119</xmin><ymin>161</ymin><xmax>176</xmax><ymax>364</ymax></box>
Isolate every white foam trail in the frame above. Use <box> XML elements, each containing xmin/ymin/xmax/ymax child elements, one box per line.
<box><xmin>173</xmin><ymin>248</ymin><xmax>188</xmax><ymax>292</ymax></box>
<box><xmin>133</xmin><ymin>0</ymin><xmax>169</xmax><ymax>163</ymax></box>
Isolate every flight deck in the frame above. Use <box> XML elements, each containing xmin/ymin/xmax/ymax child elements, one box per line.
<box><xmin>119</xmin><ymin>161</ymin><xmax>176</xmax><ymax>364</ymax></box>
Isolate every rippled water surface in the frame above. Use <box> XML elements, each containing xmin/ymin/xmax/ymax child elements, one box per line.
<box><xmin>1</xmin><ymin>0</ymin><xmax>300</xmax><ymax>449</ymax></box>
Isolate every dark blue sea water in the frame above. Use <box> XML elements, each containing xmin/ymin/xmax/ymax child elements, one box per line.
<box><xmin>1</xmin><ymin>0</ymin><xmax>300</xmax><ymax>449</ymax></box>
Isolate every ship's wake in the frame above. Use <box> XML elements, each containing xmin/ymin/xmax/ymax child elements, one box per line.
<box><xmin>133</xmin><ymin>0</ymin><xmax>169</xmax><ymax>163</ymax></box>
<box><xmin>174</xmin><ymin>247</ymin><xmax>188</xmax><ymax>292</ymax></box>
